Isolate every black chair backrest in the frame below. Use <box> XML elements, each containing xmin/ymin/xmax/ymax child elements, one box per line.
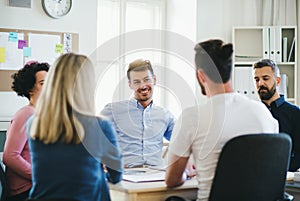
<box><xmin>0</xmin><ymin>160</ymin><xmax>7</xmax><ymax>201</ymax></box>
<box><xmin>26</xmin><ymin>199</ymin><xmax>79</xmax><ymax>201</ymax></box>
<box><xmin>209</xmin><ymin>133</ymin><xmax>291</xmax><ymax>201</ymax></box>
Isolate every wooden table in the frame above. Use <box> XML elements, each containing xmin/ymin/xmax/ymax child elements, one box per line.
<box><xmin>286</xmin><ymin>181</ymin><xmax>300</xmax><ymax>201</ymax></box>
<box><xmin>109</xmin><ymin>177</ymin><xmax>198</xmax><ymax>201</ymax></box>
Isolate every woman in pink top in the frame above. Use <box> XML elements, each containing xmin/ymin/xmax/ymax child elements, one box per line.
<box><xmin>3</xmin><ymin>61</ymin><xmax>49</xmax><ymax>201</ymax></box>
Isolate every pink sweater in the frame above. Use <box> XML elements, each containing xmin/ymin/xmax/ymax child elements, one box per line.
<box><xmin>3</xmin><ymin>105</ymin><xmax>33</xmax><ymax>196</ymax></box>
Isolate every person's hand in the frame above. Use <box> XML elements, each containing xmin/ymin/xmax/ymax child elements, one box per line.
<box><xmin>103</xmin><ymin>164</ymin><xmax>108</xmax><ymax>174</ymax></box>
<box><xmin>185</xmin><ymin>163</ymin><xmax>196</xmax><ymax>179</ymax></box>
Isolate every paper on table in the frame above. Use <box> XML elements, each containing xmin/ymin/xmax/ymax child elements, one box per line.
<box><xmin>123</xmin><ymin>170</ymin><xmax>165</xmax><ymax>183</ymax></box>
<box><xmin>287</xmin><ymin>171</ymin><xmax>294</xmax><ymax>181</ymax></box>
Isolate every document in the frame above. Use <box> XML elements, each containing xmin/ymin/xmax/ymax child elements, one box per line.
<box><xmin>287</xmin><ymin>171</ymin><xmax>294</xmax><ymax>181</ymax></box>
<box><xmin>123</xmin><ymin>168</ymin><xmax>165</xmax><ymax>183</ymax></box>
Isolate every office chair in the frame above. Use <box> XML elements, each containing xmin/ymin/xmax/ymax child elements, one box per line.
<box><xmin>26</xmin><ymin>199</ymin><xmax>79</xmax><ymax>201</ymax></box>
<box><xmin>0</xmin><ymin>159</ymin><xmax>7</xmax><ymax>201</ymax></box>
<box><xmin>208</xmin><ymin>133</ymin><xmax>293</xmax><ymax>201</ymax></box>
<box><xmin>165</xmin><ymin>195</ymin><xmax>187</xmax><ymax>201</ymax></box>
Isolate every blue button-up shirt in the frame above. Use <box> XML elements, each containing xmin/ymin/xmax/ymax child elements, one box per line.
<box><xmin>264</xmin><ymin>95</ymin><xmax>300</xmax><ymax>171</ymax></box>
<box><xmin>101</xmin><ymin>98</ymin><xmax>175</xmax><ymax>167</ymax></box>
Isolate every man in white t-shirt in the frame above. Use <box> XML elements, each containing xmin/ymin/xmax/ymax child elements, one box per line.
<box><xmin>165</xmin><ymin>39</ymin><xmax>279</xmax><ymax>201</ymax></box>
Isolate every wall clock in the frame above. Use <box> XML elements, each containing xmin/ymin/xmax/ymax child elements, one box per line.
<box><xmin>42</xmin><ymin>0</ymin><xmax>72</xmax><ymax>19</ymax></box>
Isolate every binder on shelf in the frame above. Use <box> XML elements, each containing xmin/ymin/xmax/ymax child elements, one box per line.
<box><xmin>269</xmin><ymin>27</ymin><xmax>282</xmax><ymax>62</ymax></box>
<box><xmin>282</xmin><ymin>37</ymin><xmax>288</xmax><ymax>62</ymax></box>
<box><xmin>263</xmin><ymin>27</ymin><xmax>270</xmax><ymax>59</ymax></box>
<box><xmin>269</xmin><ymin>27</ymin><xmax>276</xmax><ymax>61</ymax></box>
<box><xmin>234</xmin><ymin>67</ymin><xmax>249</xmax><ymax>96</ymax></box>
<box><xmin>287</xmin><ymin>37</ymin><xmax>295</xmax><ymax>62</ymax></box>
<box><xmin>274</xmin><ymin>27</ymin><xmax>282</xmax><ymax>63</ymax></box>
<box><xmin>278</xmin><ymin>74</ymin><xmax>288</xmax><ymax>98</ymax></box>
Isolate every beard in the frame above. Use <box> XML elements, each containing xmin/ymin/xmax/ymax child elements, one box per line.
<box><xmin>258</xmin><ymin>83</ymin><xmax>276</xmax><ymax>100</ymax></box>
<box><xmin>135</xmin><ymin>87</ymin><xmax>152</xmax><ymax>102</ymax></box>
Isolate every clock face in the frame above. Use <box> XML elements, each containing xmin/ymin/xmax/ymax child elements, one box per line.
<box><xmin>42</xmin><ymin>0</ymin><xmax>72</xmax><ymax>19</ymax></box>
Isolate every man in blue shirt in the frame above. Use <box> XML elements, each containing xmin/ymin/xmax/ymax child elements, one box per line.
<box><xmin>101</xmin><ymin>59</ymin><xmax>175</xmax><ymax>168</ymax></box>
<box><xmin>253</xmin><ymin>59</ymin><xmax>300</xmax><ymax>171</ymax></box>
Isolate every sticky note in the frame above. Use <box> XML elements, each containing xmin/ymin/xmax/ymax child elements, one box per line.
<box><xmin>18</xmin><ymin>40</ymin><xmax>27</xmax><ymax>49</ymax></box>
<box><xmin>8</xmin><ymin>32</ymin><xmax>18</xmax><ymax>42</ymax></box>
<box><xmin>0</xmin><ymin>47</ymin><xmax>5</xmax><ymax>63</ymax></box>
<box><xmin>23</xmin><ymin>47</ymin><xmax>32</xmax><ymax>57</ymax></box>
<box><xmin>55</xmin><ymin>44</ymin><xmax>64</xmax><ymax>53</ymax></box>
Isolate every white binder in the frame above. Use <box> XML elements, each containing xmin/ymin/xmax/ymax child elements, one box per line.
<box><xmin>274</xmin><ymin>26</ymin><xmax>282</xmax><ymax>62</ymax></box>
<box><xmin>278</xmin><ymin>74</ymin><xmax>288</xmax><ymax>98</ymax></box>
<box><xmin>269</xmin><ymin>27</ymin><xmax>282</xmax><ymax>62</ymax></box>
<box><xmin>234</xmin><ymin>67</ymin><xmax>259</xmax><ymax>101</ymax></box>
<box><xmin>263</xmin><ymin>27</ymin><xmax>270</xmax><ymax>59</ymax></box>
<box><xmin>234</xmin><ymin>67</ymin><xmax>249</xmax><ymax>97</ymax></box>
<box><xmin>282</xmin><ymin>37</ymin><xmax>288</xmax><ymax>62</ymax></box>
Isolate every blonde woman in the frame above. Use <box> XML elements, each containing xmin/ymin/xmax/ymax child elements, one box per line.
<box><xmin>26</xmin><ymin>53</ymin><xmax>123</xmax><ymax>201</ymax></box>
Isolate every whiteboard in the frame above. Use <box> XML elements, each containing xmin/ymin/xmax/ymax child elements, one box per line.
<box><xmin>0</xmin><ymin>32</ymin><xmax>24</xmax><ymax>70</ymax></box>
<box><xmin>26</xmin><ymin>33</ymin><xmax>61</xmax><ymax>65</ymax></box>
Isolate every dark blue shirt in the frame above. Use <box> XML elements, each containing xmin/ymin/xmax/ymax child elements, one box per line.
<box><xmin>27</xmin><ymin>114</ymin><xmax>123</xmax><ymax>201</ymax></box>
<box><xmin>264</xmin><ymin>96</ymin><xmax>300</xmax><ymax>171</ymax></box>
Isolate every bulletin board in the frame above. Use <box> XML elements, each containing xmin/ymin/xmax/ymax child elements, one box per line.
<box><xmin>0</xmin><ymin>28</ymin><xmax>79</xmax><ymax>91</ymax></box>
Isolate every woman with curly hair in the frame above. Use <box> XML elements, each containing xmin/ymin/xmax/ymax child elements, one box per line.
<box><xmin>3</xmin><ymin>61</ymin><xmax>49</xmax><ymax>201</ymax></box>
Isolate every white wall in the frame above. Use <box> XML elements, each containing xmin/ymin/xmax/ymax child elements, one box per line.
<box><xmin>196</xmin><ymin>0</ymin><xmax>260</xmax><ymax>43</ymax></box>
<box><xmin>164</xmin><ymin>0</ymin><xmax>201</xmax><ymax>117</ymax></box>
<box><xmin>0</xmin><ymin>0</ymin><xmax>98</xmax><ymax>55</ymax></box>
<box><xmin>0</xmin><ymin>0</ymin><xmax>98</xmax><ymax>127</ymax></box>
<box><xmin>197</xmin><ymin>0</ymin><xmax>300</xmax><ymax>104</ymax></box>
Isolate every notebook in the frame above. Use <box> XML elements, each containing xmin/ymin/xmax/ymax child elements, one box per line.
<box><xmin>123</xmin><ymin>168</ymin><xmax>165</xmax><ymax>183</ymax></box>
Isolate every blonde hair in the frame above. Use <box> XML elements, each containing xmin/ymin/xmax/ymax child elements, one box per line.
<box><xmin>30</xmin><ymin>53</ymin><xmax>96</xmax><ymax>144</ymax></box>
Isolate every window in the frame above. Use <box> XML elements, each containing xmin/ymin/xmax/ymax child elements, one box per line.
<box><xmin>96</xmin><ymin>0</ymin><xmax>197</xmax><ymax>118</ymax></box>
<box><xmin>96</xmin><ymin>0</ymin><xmax>165</xmax><ymax>113</ymax></box>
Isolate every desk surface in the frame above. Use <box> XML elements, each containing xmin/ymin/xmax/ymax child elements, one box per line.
<box><xmin>286</xmin><ymin>181</ymin><xmax>300</xmax><ymax>190</ymax></box>
<box><xmin>109</xmin><ymin>173</ymin><xmax>198</xmax><ymax>201</ymax></box>
<box><xmin>286</xmin><ymin>181</ymin><xmax>300</xmax><ymax>201</ymax></box>
<box><xmin>110</xmin><ymin>177</ymin><xmax>198</xmax><ymax>193</ymax></box>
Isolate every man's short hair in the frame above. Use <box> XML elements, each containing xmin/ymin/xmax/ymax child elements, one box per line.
<box><xmin>253</xmin><ymin>59</ymin><xmax>280</xmax><ymax>78</ymax></box>
<box><xmin>127</xmin><ymin>59</ymin><xmax>154</xmax><ymax>80</ymax></box>
<box><xmin>194</xmin><ymin>39</ymin><xmax>233</xmax><ymax>83</ymax></box>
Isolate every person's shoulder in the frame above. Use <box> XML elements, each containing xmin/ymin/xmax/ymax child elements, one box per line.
<box><xmin>95</xmin><ymin>115</ymin><xmax>113</xmax><ymax>128</ymax></box>
<box><xmin>12</xmin><ymin>105</ymin><xmax>34</xmax><ymax>122</ymax></box>
<box><xmin>284</xmin><ymin>101</ymin><xmax>300</xmax><ymax>111</ymax></box>
<box><xmin>152</xmin><ymin>105</ymin><xmax>176</xmax><ymax>118</ymax></box>
<box><xmin>106</xmin><ymin>100</ymin><xmax>131</xmax><ymax>108</ymax></box>
<box><xmin>77</xmin><ymin>113</ymin><xmax>113</xmax><ymax>131</ymax></box>
<box><xmin>15</xmin><ymin>105</ymin><xmax>34</xmax><ymax>115</ymax></box>
<box><xmin>179</xmin><ymin>105</ymin><xmax>202</xmax><ymax>119</ymax></box>
<box><xmin>234</xmin><ymin>93</ymin><xmax>262</xmax><ymax>105</ymax></box>
<box><xmin>154</xmin><ymin>105</ymin><xmax>171</xmax><ymax>112</ymax></box>
<box><xmin>232</xmin><ymin>93</ymin><xmax>271</xmax><ymax>112</ymax></box>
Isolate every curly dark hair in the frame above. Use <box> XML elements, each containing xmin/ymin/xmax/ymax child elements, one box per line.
<box><xmin>11</xmin><ymin>62</ymin><xmax>50</xmax><ymax>100</ymax></box>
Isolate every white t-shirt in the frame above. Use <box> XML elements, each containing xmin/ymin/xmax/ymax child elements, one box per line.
<box><xmin>169</xmin><ymin>92</ymin><xmax>279</xmax><ymax>201</ymax></box>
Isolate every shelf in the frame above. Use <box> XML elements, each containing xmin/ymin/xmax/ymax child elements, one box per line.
<box><xmin>234</xmin><ymin>62</ymin><xmax>255</xmax><ymax>66</ymax></box>
<box><xmin>278</xmin><ymin>62</ymin><xmax>296</xmax><ymax>65</ymax></box>
<box><xmin>233</xmin><ymin>26</ymin><xmax>297</xmax><ymax>104</ymax></box>
<box><xmin>286</xmin><ymin>98</ymin><xmax>295</xmax><ymax>102</ymax></box>
<box><xmin>234</xmin><ymin>61</ymin><xmax>296</xmax><ymax>66</ymax></box>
